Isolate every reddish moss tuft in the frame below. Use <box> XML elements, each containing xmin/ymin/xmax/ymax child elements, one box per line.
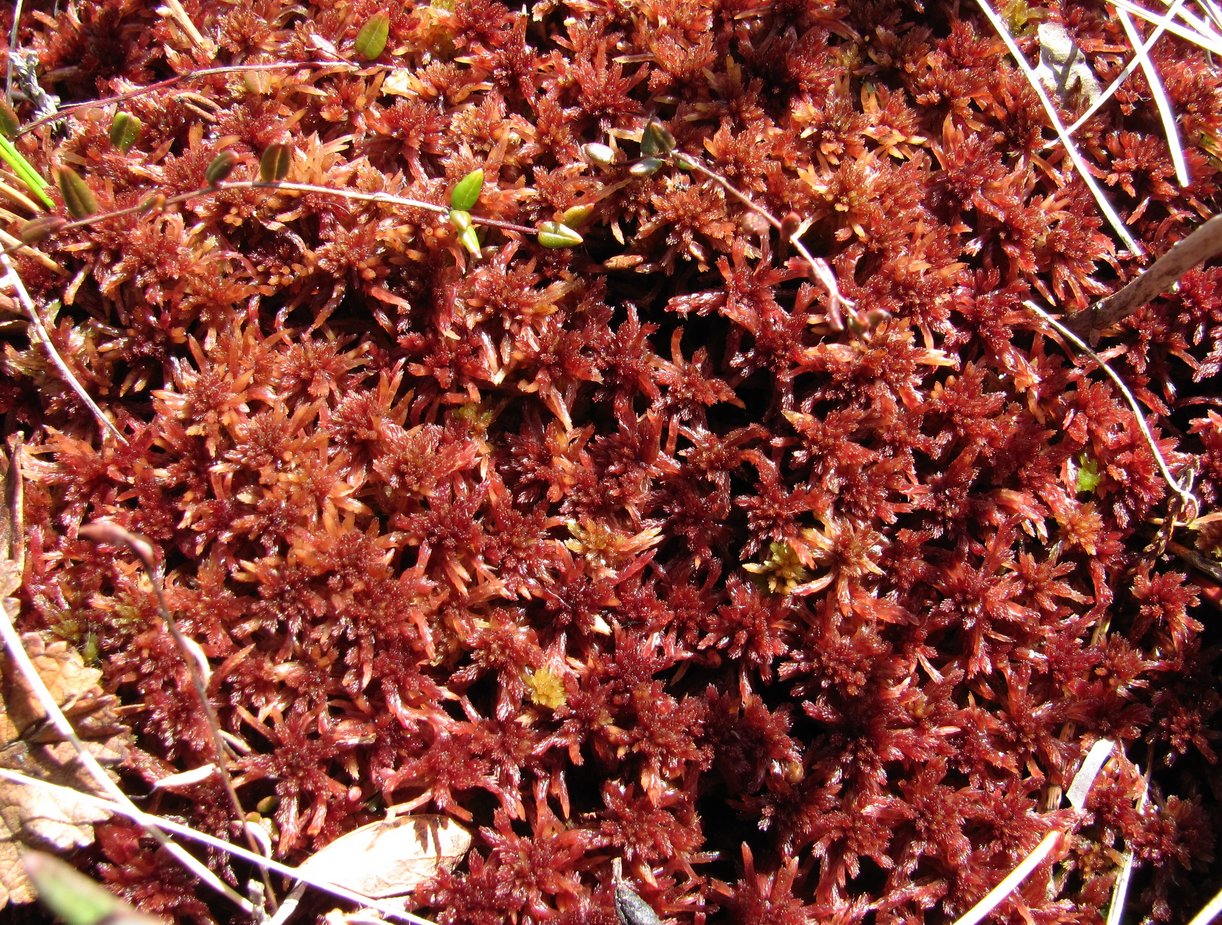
<box><xmin>4</xmin><ymin>0</ymin><xmax>1220</xmax><ymax>922</ymax></box>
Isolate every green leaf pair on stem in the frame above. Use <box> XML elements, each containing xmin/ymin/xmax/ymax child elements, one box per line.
<box><xmin>20</xmin><ymin>146</ymin><xmax>585</xmax><ymax>264</ymax></box>
<box><xmin>446</xmin><ymin>167</ymin><xmax>584</xmax><ymax>254</ymax></box>
<box><xmin>448</xmin><ymin>167</ymin><xmax>484</xmax><ymax>256</ymax></box>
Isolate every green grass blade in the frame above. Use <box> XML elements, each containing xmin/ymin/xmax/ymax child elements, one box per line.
<box><xmin>0</xmin><ymin>134</ymin><xmax>53</xmax><ymax>208</ymax></box>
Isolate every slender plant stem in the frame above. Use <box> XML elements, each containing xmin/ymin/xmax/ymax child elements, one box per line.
<box><xmin>2</xmin><ymin>178</ymin><xmax>541</xmax><ymax>265</ymax></box>
<box><xmin>0</xmin><ymin>252</ymin><xmax>126</xmax><ymax>444</ymax></box>
<box><xmin>677</xmin><ymin>156</ymin><xmax>854</xmax><ymax>331</ymax></box>
<box><xmin>20</xmin><ymin>62</ymin><xmax>361</xmax><ymax>137</ymax></box>
<box><xmin>79</xmin><ymin>522</ymin><xmax>278</xmax><ymax>911</ymax></box>
<box><xmin>1026</xmin><ymin>299</ymin><xmax>1198</xmax><ymax>519</ymax></box>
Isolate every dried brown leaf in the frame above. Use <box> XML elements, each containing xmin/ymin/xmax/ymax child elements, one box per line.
<box><xmin>0</xmin><ymin>633</ymin><xmax>128</xmax><ymax>908</ymax></box>
<box><xmin>296</xmin><ymin>813</ymin><xmax>471</xmax><ymax>899</ymax></box>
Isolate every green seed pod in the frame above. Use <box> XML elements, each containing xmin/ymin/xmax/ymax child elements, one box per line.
<box><xmin>19</xmin><ymin>215</ymin><xmax>67</xmax><ymax>244</ymax></box>
<box><xmin>56</xmin><ymin>167</ymin><xmax>97</xmax><ymax>219</ymax></box>
<box><xmin>536</xmin><ymin>221</ymin><xmax>583</xmax><ymax>248</ymax></box>
<box><xmin>449</xmin><ymin>168</ymin><xmax>484</xmax><ymax>212</ymax></box>
<box><xmin>0</xmin><ymin>100</ymin><xmax>20</xmax><ymax>139</ymax></box>
<box><xmin>640</xmin><ymin>119</ymin><xmax>675</xmax><ymax>156</ymax></box>
<box><xmin>205</xmin><ymin>150</ymin><xmax>238</xmax><ymax>186</ymax></box>
<box><xmin>259</xmin><ymin>143</ymin><xmax>291</xmax><ymax>182</ymax></box>
<box><xmin>561</xmin><ymin>203</ymin><xmax>594</xmax><ymax>227</ymax></box>
<box><xmin>354</xmin><ymin>12</ymin><xmax>391</xmax><ymax>60</ymax></box>
<box><xmin>628</xmin><ymin>158</ymin><xmax>663</xmax><ymax>177</ymax></box>
<box><xmin>108</xmin><ymin>112</ymin><xmax>142</xmax><ymax>152</ymax></box>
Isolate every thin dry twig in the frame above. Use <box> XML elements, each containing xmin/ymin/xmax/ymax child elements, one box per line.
<box><xmin>1066</xmin><ymin>213</ymin><xmax>1222</xmax><ymax>342</ymax></box>
<box><xmin>1108</xmin><ymin>0</ymin><xmax>1222</xmax><ymax>54</ymax></box>
<box><xmin>1187</xmin><ymin>883</ymin><xmax>1222</xmax><ymax>925</ymax></box>
<box><xmin>158</xmin><ymin>0</ymin><xmax>211</xmax><ymax>52</ymax></box>
<box><xmin>1061</xmin><ymin>0</ymin><xmax>1194</xmax><ymax>193</ymax></box>
<box><xmin>1114</xmin><ymin>6</ymin><xmax>1189</xmax><ymax>187</ymax></box>
<box><xmin>0</xmin><ymin>253</ymin><xmax>126</xmax><ymax>443</ymax></box>
<box><xmin>975</xmin><ymin>0</ymin><xmax>1143</xmax><ymax>255</ymax></box>
<box><xmin>677</xmin><ymin>157</ymin><xmax>854</xmax><ymax>331</ymax></box>
<box><xmin>1025</xmin><ymin>299</ymin><xmax>1199</xmax><ymax>520</ymax></box>
<box><xmin>1104</xmin><ymin>753</ymin><xmax>1148</xmax><ymax>925</ymax></box>
<box><xmin>0</xmin><ymin>768</ymin><xmax>436</xmax><ymax>925</ymax></box>
<box><xmin>19</xmin><ymin>62</ymin><xmax>361</xmax><ymax>137</ymax></box>
<box><xmin>951</xmin><ymin>739</ymin><xmax>1115</xmax><ymax>925</ymax></box>
<box><xmin>0</xmin><ymin>178</ymin><xmax>539</xmax><ymax>266</ymax></box>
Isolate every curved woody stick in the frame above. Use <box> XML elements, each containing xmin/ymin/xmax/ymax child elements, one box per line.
<box><xmin>1068</xmin><ymin>213</ymin><xmax>1222</xmax><ymax>343</ymax></box>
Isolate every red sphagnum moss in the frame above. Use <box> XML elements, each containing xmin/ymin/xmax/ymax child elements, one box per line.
<box><xmin>1</xmin><ymin>0</ymin><xmax>1219</xmax><ymax>922</ymax></box>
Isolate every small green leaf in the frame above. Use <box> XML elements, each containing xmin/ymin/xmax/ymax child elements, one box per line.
<box><xmin>0</xmin><ymin>100</ymin><xmax>20</xmax><ymax>139</ymax></box>
<box><xmin>673</xmin><ymin>152</ymin><xmax>697</xmax><ymax>171</ymax></box>
<box><xmin>449</xmin><ymin>168</ymin><xmax>484</xmax><ymax>212</ymax></box>
<box><xmin>536</xmin><ymin>221</ymin><xmax>583</xmax><ymax>248</ymax></box>
<box><xmin>640</xmin><ymin>119</ymin><xmax>675</xmax><ymax>156</ymax></box>
<box><xmin>205</xmin><ymin>150</ymin><xmax>238</xmax><ymax>186</ymax></box>
<box><xmin>448</xmin><ymin>209</ymin><xmax>473</xmax><ymax>231</ymax></box>
<box><xmin>561</xmin><ymin>203</ymin><xmax>593</xmax><ymax>227</ymax></box>
<box><xmin>355</xmin><ymin>12</ymin><xmax>391</xmax><ymax>60</ymax></box>
<box><xmin>1076</xmin><ymin>455</ymin><xmax>1102</xmax><ymax>494</ymax></box>
<box><xmin>628</xmin><ymin>157</ymin><xmax>663</xmax><ymax>177</ymax></box>
<box><xmin>108</xmin><ymin>112</ymin><xmax>142</xmax><ymax>152</ymax></box>
<box><xmin>56</xmin><ymin>167</ymin><xmax>97</xmax><ymax>218</ymax></box>
<box><xmin>259</xmin><ymin>143</ymin><xmax>291</xmax><ymax>182</ymax></box>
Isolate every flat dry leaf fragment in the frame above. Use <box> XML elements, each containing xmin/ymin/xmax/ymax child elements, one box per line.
<box><xmin>1035</xmin><ymin>23</ymin><xmax>1102</xmax><ymax>104</ymax></box>
<box><xmin>0</xmin><ymin>633</ymin><xmax>128</xmax><ymax>908</ymax></box>
<box><xmin>296</xmin><ymin>813</ymin><xmax>471</xmax><ymax>900</ymax></box>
